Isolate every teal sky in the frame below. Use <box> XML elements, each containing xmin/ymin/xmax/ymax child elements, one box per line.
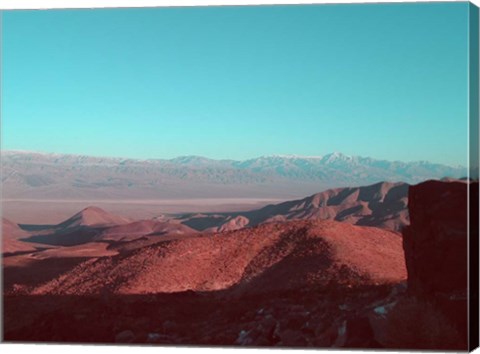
<box><xmin>1</xmin><ymin>3</ymin><xmax>470</xmax><ymax>165</ymax></box>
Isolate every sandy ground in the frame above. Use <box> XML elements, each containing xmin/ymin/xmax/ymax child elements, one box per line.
<box><xmin>2</xmin><ymin>198</ymin><xmax>286</xmax><ymax>225</ymax></box>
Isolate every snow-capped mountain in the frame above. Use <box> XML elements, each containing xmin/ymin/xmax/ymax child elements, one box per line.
<box><xmin>1</xmin><ymin>151</ymin><xmax>467</xmax><ymax>200</ymax></box>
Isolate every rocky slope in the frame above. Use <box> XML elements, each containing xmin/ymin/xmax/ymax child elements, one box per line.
<box><xmin>3</xmin><ymin>216</ymin><xmax>407</xmax><ymax>348</ymax></box>
<box><xmin>182</xmin><ymin>181</ymin><xmax>409</xmax><ymax>232</ymax></box>
<box><xmin>30</xmin><ymin>220</ymin><xmax>406</xmax><ymax>296</ymax></box>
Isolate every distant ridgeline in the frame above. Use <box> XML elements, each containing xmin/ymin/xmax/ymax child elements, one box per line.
<box><xmin>1</xmin><ymin>151</ymin><xmax>467</xmax><ymax>200</ymax></box>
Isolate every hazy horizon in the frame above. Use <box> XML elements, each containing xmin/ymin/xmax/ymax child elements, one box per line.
<box><xmin>2</xmin><ymin>2</ymin><xmax>470</xmax><ymax>166</ymax></box>
<box><xmin>1</xmin><ymin>148</ymin><xmax>469</xmax><ymax>168</ymax></box>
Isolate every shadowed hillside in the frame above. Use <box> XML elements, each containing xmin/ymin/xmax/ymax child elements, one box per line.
<box><xmin>181</xmin><ymin>181</ymin><xmax>410</xmax><ymax>232</ymax></box>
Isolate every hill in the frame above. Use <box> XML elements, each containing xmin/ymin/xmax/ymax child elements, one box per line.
<box><xmin>19</xmin><ymin>206</ymin><xmax>193</xmax><ymax>247</ymax></box>
<box><xmin>57</xmin><ymin>206</ymin><xmax>131</xmax><ymax>228</ymax></box>
<box><xmin>30</xmin><ymin>219</ymin><xmax>406</xmax><ymax>296</ymax></box>
<box><xmin>2</xmin><ymin>218</ymin><xmax>38</xmax><ymax>254</ymax></box>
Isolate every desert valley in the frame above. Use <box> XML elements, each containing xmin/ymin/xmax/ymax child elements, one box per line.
<box><xmin>1</xmin><ymin>151</ymin><xmax>475</xmax><ymax>350</ymax></box>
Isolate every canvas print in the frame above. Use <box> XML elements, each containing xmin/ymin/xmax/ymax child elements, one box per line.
<box><xmin>1</xmin><ymin>1</ymin><xmax>479</xmax><ymax>351</ymax></box>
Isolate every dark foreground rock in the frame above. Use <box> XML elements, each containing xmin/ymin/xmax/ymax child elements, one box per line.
<box><xmin>402</xmin><ymin>180</ymin><xmax>476</xmax><ymax>348</ymax></box>
<box><xmin>3</xmin><ymin>285</ymin><xmax>395</xmax><ymax>347</ymax></box>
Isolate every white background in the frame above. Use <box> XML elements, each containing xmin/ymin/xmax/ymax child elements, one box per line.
<box><xmin>0</xmin><ymin>0</ymin><xmax>478</xmax><ymax>354</ymax></box>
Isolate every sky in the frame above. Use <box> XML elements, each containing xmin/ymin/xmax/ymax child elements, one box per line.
<box><xmin>1</xmin><ymin>2</ymin><xmax>471</xmax><ymax>165</ymax></box>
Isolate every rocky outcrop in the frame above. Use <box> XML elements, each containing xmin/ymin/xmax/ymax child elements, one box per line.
<box><xmin>402</xmin><ymin>180</ymin><xmax>475</xmax><ymax>342</ymax></box>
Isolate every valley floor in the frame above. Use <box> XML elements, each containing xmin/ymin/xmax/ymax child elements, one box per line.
<box><xmin>2</xmin><ymin>198</ymin><xmax>284</xmax><ymax>225</ymax></box>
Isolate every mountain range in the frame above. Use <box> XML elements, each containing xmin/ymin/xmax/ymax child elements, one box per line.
<box><xmin>1</xmin><ymin>151</ymin><xmax>467</xmax><ymax>200</ymax></box>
